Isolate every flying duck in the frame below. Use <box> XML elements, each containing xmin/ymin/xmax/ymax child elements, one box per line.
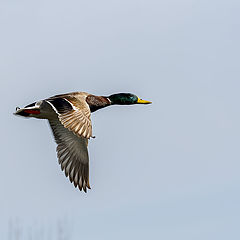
<box><xmin>15</xmin><ymin>92</ymin><xmax>152</xmax><ymax>192</ymax></box>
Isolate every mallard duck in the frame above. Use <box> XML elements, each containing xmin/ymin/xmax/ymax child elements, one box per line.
<box><xmin>15</xmin><ymin>92</ymin><xmax>152</xmax><ymax>192</ymax></box>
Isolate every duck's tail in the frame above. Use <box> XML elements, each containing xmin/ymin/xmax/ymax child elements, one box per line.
<box><xmin>14</xmin><ymin>102</ymin><xmax>40</xmax><ymax>117</ymax></box>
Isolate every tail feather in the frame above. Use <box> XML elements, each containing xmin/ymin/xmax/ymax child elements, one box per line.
<box><xmin>14</xmin><ymin>102</ymin><xmax>40</xmax><ymax>117</ymax></box>
<box><xmin>14</xmin><ymin>108</ymin><xmax>30</xmax><ymax>117</ymax></box>
<box><xmin>15</xmin><ymin>108</ymin><xmax>40</xmax><ymax>117</ymax></box>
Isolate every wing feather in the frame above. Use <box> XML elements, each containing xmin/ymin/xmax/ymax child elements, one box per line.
<box><xmin>48</xmin><ymin>119</ymin><xmax>91</xmax><ymax>192</ymax></box>
<box><xmin>46</xmin><ymin>94</ymin><xmax>93</xmax><ymax>139</ymax></box>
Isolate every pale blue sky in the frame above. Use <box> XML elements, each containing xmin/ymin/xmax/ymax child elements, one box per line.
<box><xmin>1</xmin><ymin>0</ymin><xmax>240</xmax><ymax>239</ymax></box>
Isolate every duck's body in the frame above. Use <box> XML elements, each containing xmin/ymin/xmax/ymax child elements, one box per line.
<box><xmin>15</xmin><ymin>92</ymin><xmax>151</xmax><ymax>192</ymax></box>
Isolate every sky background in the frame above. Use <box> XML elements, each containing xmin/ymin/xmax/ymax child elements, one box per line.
<box><xmin>1</xmin><ymin>0</ymin><xmax>240</xmax><ymax>239</ymax></box>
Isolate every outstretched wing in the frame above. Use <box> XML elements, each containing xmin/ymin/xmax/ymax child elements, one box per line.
<box><xmin>46</xmin><ymin>95</ymin><xmax>93</xmax><ymax>139</ymax></box>
<box><xmin>48</xmin><ymin>119</ymin><xmax>91</xmax><ymax>192</ymax></box>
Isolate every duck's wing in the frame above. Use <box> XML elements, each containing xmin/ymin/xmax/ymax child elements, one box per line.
<box><xmin>48</xmin><ymin>119</ymin><xmax>91</xmax><ymax>192</ymax></box>
<box><xmin>46</xmin><ymin>94</ymin><xmax>92</xmax><ymax>139</ymax></box>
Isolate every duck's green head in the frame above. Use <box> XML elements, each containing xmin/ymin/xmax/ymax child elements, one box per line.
<box><xmin>108</xmin><ymin>93</ymin><xmax>152</xmax><ymax>105</ymax></box>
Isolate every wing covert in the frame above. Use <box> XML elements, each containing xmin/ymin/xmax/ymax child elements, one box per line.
<box><xmin>47</xmin><ymin>95</ymin><xmax>93</xmax><ymax>139</ymax></box>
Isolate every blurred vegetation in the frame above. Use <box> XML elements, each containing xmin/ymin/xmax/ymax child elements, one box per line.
<box><xmin>7</xmin><ymin>218</ymin><xmax>72</xmax><ymax>240</ymax></box>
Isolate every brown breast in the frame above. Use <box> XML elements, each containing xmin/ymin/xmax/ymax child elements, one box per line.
<box><xmin>86</xmin><ymin>95</ymin><xmax>111</xmax><ymax>112</ymax></box>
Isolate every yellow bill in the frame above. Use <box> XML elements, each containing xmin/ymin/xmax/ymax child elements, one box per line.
<box><xmin>137</xmin><ymin>97</ymin><xmax>152</xmax><ymax>104</ymax></box>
